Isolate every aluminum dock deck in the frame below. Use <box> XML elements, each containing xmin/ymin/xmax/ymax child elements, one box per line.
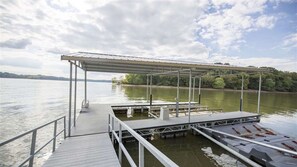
<box><xmin>43</xmin><ymin>133</ymin><xmax>120</xmax><ymax>167</ymax></box>
<box><xmin>43</xmin><ymin>104</ymin><xmax>120</xmax><ymax>167</ymax></box>
<box><xmin>43</xmin><ymin>103</ymin><xmax>260</xmax><ymax>167</ymax></box>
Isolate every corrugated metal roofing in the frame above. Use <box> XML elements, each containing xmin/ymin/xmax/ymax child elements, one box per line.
<box><xmin>61</xmin><ymin>52</ymin><xmax>265</xmax><ymax>75</ymax></box>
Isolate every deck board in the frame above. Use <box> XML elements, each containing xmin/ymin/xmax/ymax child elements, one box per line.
<box><xmin>43</xmin><ymin>133</ymin><xmax>120</xmax><ymax>167</ymax></box>
<box><xmin>72</xmin><ymin>104</ymin><xmax>113</xmax><ymax>136</ymax></box>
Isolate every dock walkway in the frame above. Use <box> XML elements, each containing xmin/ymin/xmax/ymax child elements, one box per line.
<box><xmin>43</xmin><ymin>104</ymin><xmax>119</xmax><ymax>167</ymax></box>
<box><xmin>43</xmin><ymin>103</ymin><xmax>259</xmax><ymax>167</ymax></box>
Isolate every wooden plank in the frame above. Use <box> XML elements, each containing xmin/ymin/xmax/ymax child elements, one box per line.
<box><xmin>43</xmin><ymin>133</ymin><xmax>120</xmax><ymax>167</ymax></box>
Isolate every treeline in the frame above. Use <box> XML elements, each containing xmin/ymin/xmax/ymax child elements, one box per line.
<box><xmin>120</xmin><ymin>67</ymin><xmax>297</xmax><ymax>92</ymax></box>
<box><xmin>0</xmin><ymin>72</ymin><xmax>111</xmax><ymax>82</ymax></box>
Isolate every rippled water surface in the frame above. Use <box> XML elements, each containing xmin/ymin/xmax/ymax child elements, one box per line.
<box><xmin>0</xmin><ymin>78</ymin><xmax>296</xmax><ymax>167</ymax></box>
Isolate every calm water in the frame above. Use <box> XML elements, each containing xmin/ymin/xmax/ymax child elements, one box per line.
<box><xmin>0</xmin><ymin>78</ymin><xmax>296</xmax><ymax>167</ymax></box>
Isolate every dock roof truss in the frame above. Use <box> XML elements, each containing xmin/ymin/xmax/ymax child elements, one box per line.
<box><xmin>61</xmin><ymin>52</ymin><xmax>265</xmax><ymax>76</ymax></box>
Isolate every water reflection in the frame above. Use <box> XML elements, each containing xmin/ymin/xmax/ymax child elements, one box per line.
<box><xmin>120</xmin><ymin>134</ymin><xmax>248</xmax><ymax>167</ymax></box>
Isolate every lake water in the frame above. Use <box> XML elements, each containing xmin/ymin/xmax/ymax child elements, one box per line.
<box><xmin>0</xmin><ymin>78</ymin><xmax>296</xmax><ymax>167</ymax></box>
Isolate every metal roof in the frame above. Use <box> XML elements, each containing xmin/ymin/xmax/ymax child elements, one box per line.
<box><xmin>61</xmin><ymin>52</ymin><xmax>265</xmax><ymax>75</ymax></box>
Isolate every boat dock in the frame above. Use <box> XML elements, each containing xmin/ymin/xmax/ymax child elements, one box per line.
<box><xmin>2</xmin><ymin>52</ymin><xmax>296</xmax><ymax>167</ymax></box>
<box><xmin>42</xmin><ymin>103</ymin><xmax>260</xmax><ymax>167</ymax></box>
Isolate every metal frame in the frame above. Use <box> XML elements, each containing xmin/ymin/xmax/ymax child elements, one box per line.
<box><xmin>108</xmin><ymin>114</ymin><xmax>178</xmax><ymax>167</ymax></box>
<box><xmin>191</xmin><ymin>127</ymin><xmax>261</xmax><ymax>167</ymax></box>
<box><xmin>193</xmin><ymin>126</ymin><xmax>297</xmax><ymax>156</ymax></box>
<box><xmin>0</xmin><ymin>116</ymin><xmax>66</xmax><ymax>167</ymax></box>
<box><xmin>63</xmin><ymin>52</ymin><xmax>266</xmax><ymax>138</ymax></box>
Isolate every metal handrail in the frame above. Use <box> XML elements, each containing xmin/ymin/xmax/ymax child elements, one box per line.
<box><xmin>194</xmin><ymin>126</ymin><xmax>297</xmax><ymax>156</ymax></box>
<box><xmin>0</xmin><ymin>116</ymin><xmax>66</xmax><ymax>167</ymax></box>
<box><xmin>108</xmin><ymin>114</ymin><xmax>179</xmax><ymax>167</ymax></box>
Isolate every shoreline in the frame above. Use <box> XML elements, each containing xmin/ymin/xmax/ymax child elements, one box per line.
<box><xmin>119</xmin><ymin>83</ymin><xmax>297</xmax><ymax>94</ymax></box>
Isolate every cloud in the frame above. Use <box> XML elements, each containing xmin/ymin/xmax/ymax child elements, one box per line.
<box><xmin>47</xmin><ymin>47</ymin><xmax>71</xmax><ymax>54</ymax></box>
<box><xmin>0</xmin><ymin>56</ymin><xmax>42</xmax><ymax>69</ymax></box>
<box><xmin>282</xmin><ymin>33</ymin><xmax>297</xmax><ymax>50</ymax></box>
<box><xmin>209</xmin><ymin>53</ymin><xmax>297</xmax><ymax>72</ymax></box>
<box><xmin>60</xmin><ymin>0</ymin><xmax>209</xmax><ymax>60</ymax></box>
<box><xmin>0</xmin><ymin>0</ymin><xmax>295</xmax><ymax>79</ymax></box>
<box><xmin>0</xmin><ymin>39</ymin><xmax>32</xmax><ymax>49</ymax></box>
<box><xmin>196</xmin><ymin>0</ymin><xmax>277</xmax><ymax>50</ymax></box>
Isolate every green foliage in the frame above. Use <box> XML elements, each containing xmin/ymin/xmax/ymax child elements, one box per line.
<box><xmin>212</xmin><ymin>77</ymin><xmax>226</xmax><ymax>89</ymax></box>
<box><xmin>122</xmin><ymin>68</ymin><xmax>297</xmax><ymax>92</ymax></box>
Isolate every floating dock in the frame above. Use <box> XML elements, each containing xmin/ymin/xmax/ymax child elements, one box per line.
<box><xmin>42</xmin><ymin>103</ymin><xmax>261</xmax><ymax>166</ymax></box>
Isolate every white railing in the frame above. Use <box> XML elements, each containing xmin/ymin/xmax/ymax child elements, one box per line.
<box><xmin>0</xmin><ymin>116</ymin><xmax>66</xmax><ymax>167</ymax></box>
<box><xmin>108</xmin><ymin>114</ymin><xmax>179</xmax><ymax>167</ymax></box>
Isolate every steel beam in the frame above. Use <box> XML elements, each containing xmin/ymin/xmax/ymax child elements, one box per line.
<box><xmin>176</xmin><ymin>71</ymin><xmax>180</xmax><ymax>117</ymax></box>
<box><xmin>257</xmin><ymin>73</ymin><xmax>262</xmax><ymax>114</ymax></box>
<box><xmin>68</xmin><ymin>62</ymin><xmax>72</xmax><ymax>137</ymax></box>
<box><xmin>74</xmin><ymin>63</ymin><xmax>77</xmax><ymax>126</ymax></box>
<box><xmin>240</xmin><ymin>74</ymin><xmax>244</xmax><ymax>111</ymax></box>
<box><xmin>188</xmin><ymin>69</ymin><xmax>192</xmax><ymax>123</ymax></box>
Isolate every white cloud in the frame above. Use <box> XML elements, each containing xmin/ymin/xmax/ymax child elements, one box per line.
<box><xmin>196</xmin><ymin>0</ymin><xmax>277</xmax><ymax>50</ymax></box>
<box><xmin>283</xmin><ymin>33</ymin><xmax>297</xmax><ymax>50</ymax></box>
<box><xmin>209</xmin><ymin>53</ymin><xmax>297</xmax><ymax>72</ymax></box>
<box><xmin>0</xmin><ymin>0</ymin><xmax>295</xmax><ymax>79</ymax></box>
<box><xmin>255</xmin><ymin>15</ymin><xmax>277</xmax><ymax>29</ymax></box>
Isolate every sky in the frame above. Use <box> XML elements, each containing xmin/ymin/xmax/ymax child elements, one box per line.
<box><xmin>0</xmin><ymin>0</ymin><xmax>296</xmax><ymax>80</ymax></box>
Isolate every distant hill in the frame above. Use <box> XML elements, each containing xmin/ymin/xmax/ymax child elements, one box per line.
<box><xmin>0</xmin><ymin>72</ymin><xmax>111</xmax><ymax>82</ymax></box>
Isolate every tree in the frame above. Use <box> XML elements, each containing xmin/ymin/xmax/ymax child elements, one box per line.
<box><xmin>212</xmin><ymin>77</ymin><xmax>225</xmax><ymax>89</ymax></box>
<box><xmin>263</xmin><ymin>78</ymin><xmax>275</xmax><ymax>91</ymax></box>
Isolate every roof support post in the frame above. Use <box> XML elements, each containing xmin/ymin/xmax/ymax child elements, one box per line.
<box><xmin>146</xmin><ymin>75</ymin><xmax>149</xmax><ymax>102</ymax></box>
<box><xmin>68</xmin><ymin>62</ymin><xmax>72</xmax><ymax>137</ymax></box>
<box><xmin>74</xmin><ymin>61</ymin><xmax>77</xmax><ymax>127</ymax></box>
<box><xmin>149</xmin><ymin>75</ymin><xmax>152</xmax><ymax>106</ymax></box>
<box><xmin>176</xmin><ymin>71</ymin><xmax>180</xmax><ymax>117</ymax></box>
<box><xmin>240</xmin><ymin>74</ymin><xmax>244</xmax><ymax>111</ymax></box>
<box><xmin>257</xmin><ymin>73</ymin><xmax>262</xmax><ymax>114</ymax></box>
<box><xmin>198</xmin><ymin>77</ymin><xmax>202</xmax><ymax>104</ymax></box>
<box><xmin>188</xmin><ymin>69</ymin><xmax>192</xmax><ymax>123</ymax></box>
<box><xmin>84</xmin><ymin>70</ymin><xmax>87</xmax><ymax>106</ymax></box>
<box><xmin>192</xmin><ymin>77</ymin><xmax>196</xmax><ymax>102</ymax></box>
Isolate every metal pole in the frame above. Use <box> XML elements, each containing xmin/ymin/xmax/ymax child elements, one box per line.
<box><xmin>149</xmin><ymin>75</ymin><xmax>152</xmax><ymax>106</ymax></box>
<box><xmin>192</xmin><ymin>77</ymin><xmax>195</xmax><ymax>102</ymax></box>
<box><xmin>119</xmin><ymin>124</ymin><xmax>122</xmax><ymax>164</ymax></box>
<box><xmin>176</xmin><ymin>71</ymin><xmax>180</xmax><ymax>117</ymax></box>
<box><xmin>146</xmin><ymin>75</ymin><xmax>149</xmax><ymax>102</ymax></box>
<box><xmin>108</xmin><ymin>114</ymin><xmax>110</xmax><ymax>134</ymax></box>
<box><xmin>111</xmin><ymin>117</ymin><xmax>114</xmax><ymax>145</ymax></box>
<box><xmin>53</xmin><ymin>120</ymin><xmax>57</xmax><ymax>152</ymax></box>
<box><xmin>257</xmin><ymin>73</ymin><xmax>262</xmax><ymax>114</ymax></box>
<box><xmin>240</xmin><ymin>74</ymin><xmax>244</xmax><ymax>111</ymax></box>
<box><xmin>28</xmin><ymin>130</ymin><xmax>37</xmax><ymax>167</ymax></box>
<box><xmin>139</xmin><ymin>143</ymin><xmax>144</xmax><ymax>167</ymax></box>
<box><xmin>188</xmin><ymin>69</ymin><xmax>192</xmax><ymax>123</ymax></box>
<box><xmin>198</xmin><ymin>77</ymin><xmax>201</xmax><ymax>104</ymax></box>
<box><xmin>63</xmin><ymin>116</ymin><xmax>66</xmax><ymax>139</ymax></box>
<box><xmin>68</xmin><ymin>62</ymin><xmax>72</xmax><ymax>137</ymax></box>
<box><xmin>84</xmin><ymin>70</ymin><xmax>87</xmax><ymax>105</ymax></box>
<box><xmin>74</xmin><ymin>63</ymin><xmax>77</xmax><ymax>126</ymax></box>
